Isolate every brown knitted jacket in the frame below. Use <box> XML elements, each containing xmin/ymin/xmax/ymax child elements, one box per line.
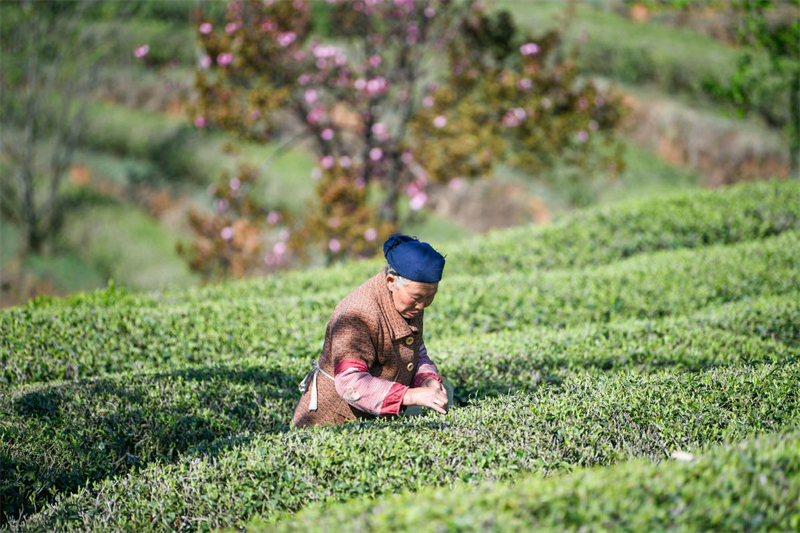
<box><xmin>292</xmin><ymin>271</ymin><xmax>423</xmax><ymax>427</ymax></box>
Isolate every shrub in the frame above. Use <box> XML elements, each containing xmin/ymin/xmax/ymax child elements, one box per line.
<box><xmin>259</xmin><ymin>429</ymin><xmax>800</xmax><ymax>533</ymax></box>
<box><xmin>10</xmin><ymin>361</ymin><xmax>800</xmax><ymax>531</ymax></box>
<box><xmin>2</xmin><ymin>292</ymin><xmax>797</xmax><ymax>521</ymax></box>
<box><xmin>3</xmin><ymin>229</ymin><xmax>798</xmax><ymax>388</ymax></box>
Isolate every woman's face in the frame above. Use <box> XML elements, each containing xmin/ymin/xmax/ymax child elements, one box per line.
<box><xmin>386</xmin><ymin>275</ymin><xmax>439</xmax><ymax>319</ymax></box>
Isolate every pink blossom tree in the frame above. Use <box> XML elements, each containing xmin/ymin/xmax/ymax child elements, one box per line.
<box><xmin>189</xmin><ymin>0</ymin><xmax>623</xmax><ymax>269</ymax></box>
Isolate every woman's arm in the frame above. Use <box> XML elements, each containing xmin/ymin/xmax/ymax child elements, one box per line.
<box><xmin>334</xmin><ymin>360</ymin><xmax>408</xmax><ymax>416</ymax></box>
<box><xmin>412</xmin><ymin>342</ymin><xmax>442</xmax><ymax>388</ymax></box>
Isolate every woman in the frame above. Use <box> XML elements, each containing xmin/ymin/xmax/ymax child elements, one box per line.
<box><xmin>292</xmin><ymin>234</ymin><xmax>453</xmax><ymax>427</ymax></box>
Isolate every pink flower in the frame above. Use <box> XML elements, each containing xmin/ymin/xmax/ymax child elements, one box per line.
<box><xmin>298</xmin><ymin>74</ymin><xmax>311</xmax><ymax>85</ymax></box>
<box><xmin>311</xmin><ymin>167</ymin><xmax>323</xmax><ymax>180</ymax></box>
<box><xmin>520</xmin><ymin>42</ymin><xmax>540</xmax><ymax>56</ymax></box>
<box><xmin>134</xmin><ymin>45</ymin><xmax>150</xmax><ymax>59</ymax></box>
<box><xmin>449</xmin><ymin>177</ymin><xmax>464</xmax><ymax>190</ymax></box>
<box><xmin>217</xmin><ymin>53</ymin><xmax>233</xmax><ymax>66</ymax></box>
<box><xmin>578</xmin><ymin>97</ymin><xmax>589</xmax><ymax>110</ymax></box>
<box><xmin>313</xmin><ymin>45</ymin><xmax>338</xmax><ymax>59</ymax></box>
<box><xmin>424</xmin><ymin>7</ymin><xmax>436</xmax><ymax>17</ymax></box>
<box><xmin>365</xmin><ymin>77</ymin><xmax>387</xmax><ymax>95</ymax></box>
<box><xmin>577</xmin><ymin>130</ymin><xmax>589</xmax><ymax>142</ymax></box>
<box><xmin>409</xmin><ymin>192</ymin><xmax>427</xmax><ymax>211</ymax></box>
<box><xmin>229</xmin><ymin>178</ymin><xmax>241</xmax><ymax>191</ymax></box>
<box><xmin>221</xmin><ymin>226</ymin><xmax>234</xmax><ymax>240</ymax></box>
<box><xmin>267</xmin><ymin>211</ymin><xmax>281</xmax><ymax>225</ymax></box>
<box><xmin>423</xmin><ymin>95</ymin><xmax>435</xmax><ymax>109</ymax></box>
<box><xmin>406</xmin><ymin>182</ymin><xmax>420</xmax><ymax>197</ymax></box>
<box><xmin>371</xmin><ymin>122</ymin><xmax>388</xmax><ymax>141</ymax></box>
<box><xmin>354</xmin><ymin>78</ymin><xmax>366</xmax><ymax>90</ymax></box>
<box><xmin>200</xmin><ymin>55</ymin><xmax>212</xmax><ymax>69</ymax></box>
<box><xmin>339</xmin><ymin>156</ymin><xmax>352</xmax><ymax>168</ymax></box>
<box><xmin>277</xmin><ymin>32</ymin><xmax>296</xmax><ymax>47</ymax></box>
<box><xmin>321</xmin><ymin>128</ymin><xmax>334</xmax><ymax>141</ymax></box>
<box><xmin>369</xmin><ymin>54</ymin><xmax>382</xmax><ymax>67</ymax></box>
<box><xmin>517</xmin><ymin>78</ymin><xmax>532</xmax><ymax>90</ymax></box>
<box><xmin>261</xmin><ymin>20</ymin><xmax>276</xmax><ymax>32</ymax></box>
<box><xmin>589</xmin><ymin>120</ymin><xmax>599</xmax><ymax>131</ymax></box>
<box><xmin>502</xmin><ymin>107</ymin><xmax>526</xmax><ymax>127</ymax></box>
<box><xmin>433</xmin><ymin>115</ymin><xmax>447</xmax><ymax>129</ymax></box>
<box><xmin>279</xmin><ymin>228</ymin><xmax>291</xmax><ymax>241</ymax></box>
<box><xmin>225</xmin><ymin>22</ymin><xmax>239</xmax><ymax>34</ymax></box>
<box><xmin>369</xmin><ymin>148</ymin><xmax>383</xmax><ymax>161</ymax></box>
<box><xmin>194</xmin><ymin>115</ymin><xmax>208</xmax><ymax>128</ymax></box>
<box><xmin>265</xmin><ymin>253</ymin><xmax>278</xmax><ymax>266</ymax></box>
<box><xmin>306</xmin><ymin>107</ymin><xmax>324</xmax><ymax>124</ymax></box>
<box><xmin>273</xmin><ymin>242</ymin><xmax>287</xmax><ymax>255</ymax></box>
<box><xmin>304</xmin><ymin>89</ymin><xmax>318</xmax><ymax>104</ymax></box>
<box><xmin>321</xmin><ymin>155</ymin><xmax>335</xmax><ymax>169</ymax></box>
<box><xmin>251</xmin><ymin>109</ymin><xmax>262</xmax><ymax>120</ymax></box>
<box><xmin>354</xmin><ymin>177</ymin><xmax>366</xmax><ymax>189</ymax></box>
<box><xmin>199</xmin><ymin>22</ymin><xmax>213</xmax><ymax>34</ymax></box>
<box><xmin>328</xmin><ymin>238</ymin><xmax>341</xmax><ymax>253</ymax></box>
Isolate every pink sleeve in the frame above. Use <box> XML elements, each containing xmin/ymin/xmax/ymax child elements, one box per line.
<box><xmin>413</xmin><ymin>342</ymin><xmax>442</xmax><ymax>388</ymax></box>
<box><xmin>334</xmin><ymin>360</ymin><xmax>408</xmax><ymax>416</ymax></box>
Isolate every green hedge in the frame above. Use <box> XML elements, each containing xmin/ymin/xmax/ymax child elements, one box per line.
<box><xmin>15</xmin><ymin>179</ymin><xmax>797</xmax><ymax>308</ymax></box>
<box><xmin>10</xmin><ymin>361</ymin><xmax>800</xmax><ymax>531</ymax></box>
<box><xmin>456</xmin><ymin>179</ymin><xmax>800</xmax><ymax>275</ymax></box>
<box><xmin>441</xmin><ymin>293</ymin><xmax>800</xmax><ymax>401</ymax></box>
<box><xmin>157</xmin><ymin>179</ymin><xmax>800</xmax><ymax>303</ymax></box>
<box><xmin>3</xmin><ymin>180</ymin><xmax>799</xmax><ymax>530</ymax></box>
<box><xmin>259</xmin><ymin>429</ymin><xmax>800</xmax><ymax>533</ymax></box>
<box><xmin>3</xmin><ymin>228</ymin><xmax>798</xmax><ymax>388</ymax></box>
<box><xmin>3</xmin><ymin>292</ymin><xmax>797</xmax><ymax>522</ymax></box>
<box><xmin>0</xmin><ymin>363</ymin><xmax>299</xmax><ymax>522</ymax></box>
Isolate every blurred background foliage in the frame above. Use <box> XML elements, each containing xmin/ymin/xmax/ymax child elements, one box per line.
<box><xmin>1</xmin><ymin>0</ymin><xmax>797</xmax><ymax>306</ymax></box>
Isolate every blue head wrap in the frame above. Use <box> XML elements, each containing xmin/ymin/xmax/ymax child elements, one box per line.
<box><xmin>383</xmin><ymin>234</ymin><xmax>445</xmax><ymax>283</ymax></box>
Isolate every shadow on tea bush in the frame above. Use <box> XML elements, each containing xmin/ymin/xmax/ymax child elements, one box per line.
<box><xmin>1</xmin><ymin>365</ymin><xmax>299</xmax><ymax>524</ymax></box>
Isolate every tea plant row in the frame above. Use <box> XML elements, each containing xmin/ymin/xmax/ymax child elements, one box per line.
<box><xmin>3</xmin><ymin>229</ymin><xmax>798</xmax><ymax>388</ymax></box>
<box><xmin>259</xmin><ymin>428</ymin><xmax>800</xmax><ymax>533</ymax></box>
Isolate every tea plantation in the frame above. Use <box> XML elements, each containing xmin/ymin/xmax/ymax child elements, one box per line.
<box><xmin>2</xmin><ymin>180</ymin><xmax>799</xmax><ymax>532</ymax></box>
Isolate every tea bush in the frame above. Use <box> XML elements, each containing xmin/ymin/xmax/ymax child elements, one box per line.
<box><xmin>3</xmin><ymin>229</ymin><xmax>798</xmax><ymax>388</ymax></box>
<box><xmin>3</xmin><ymin>292</ymin><xmax>798</xmax><ymax>520</ymax></box>
<box><xmin>3</xmin><ymin>179</ymin><xmax>798</xmax><ymax>531</ymax></box>
<box><xmin>10</xmin><ymin>361</ymin><xmax>799</xmax><ymax>532</ymax></box>
<box><xmin>259</xmin><ymin>428</ymin><xmax>800</xmax><ymax>533</ymax></box>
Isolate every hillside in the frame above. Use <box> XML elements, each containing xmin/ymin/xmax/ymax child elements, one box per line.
<box><xmin>2</xmin><ymin>179</ymin><xmax>799</xmax><ymax>531</ymax></box>
<box><xmin>5</xmin><ymin>0</ymin><xmax>794</xmax><ymax>307</ymax></box>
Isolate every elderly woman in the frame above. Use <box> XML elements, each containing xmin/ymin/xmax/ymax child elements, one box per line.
<box><xmin>292</xmin><ymin>234</ymin><xmax>453</xmax><ymax>427</ymax></box>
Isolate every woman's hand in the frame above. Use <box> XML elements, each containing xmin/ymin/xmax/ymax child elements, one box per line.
<box><xmin>421</xmin><ymin>377</ymin><xmax>444</xmax><ymax>391</ymax></box>
<box><xmin>402</xmin><ymin>381</ymin><xmax>448</xmax><ymax>414</ymax></box>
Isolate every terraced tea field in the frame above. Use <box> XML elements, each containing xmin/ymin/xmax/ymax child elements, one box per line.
<box><xmin>2</xmin><ymin>180</ymin><xmax>799</xmax><ymax>532</ymax></box>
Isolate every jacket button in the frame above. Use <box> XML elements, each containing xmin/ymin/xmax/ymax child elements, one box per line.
<box><xmin>407</xmin><ymin>362</ymin><xmax>414</xmax><ymax>371</ymax></box>
<box><xmin>405</xmin><ymin>337</ymin><xmax>414</xmax><ymax>345</ymax></box>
